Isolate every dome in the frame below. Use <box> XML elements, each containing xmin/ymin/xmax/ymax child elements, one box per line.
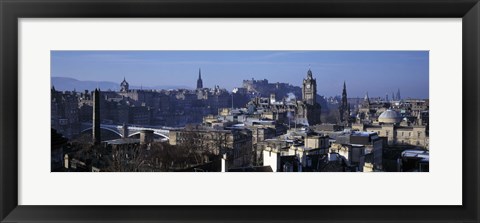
<box><xmin>378</xmin><ymin>109</ymin><xmax>401</xmax><ymax>124</ymax></box>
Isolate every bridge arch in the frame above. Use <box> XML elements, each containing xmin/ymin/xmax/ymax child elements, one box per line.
<box><xmin>80</xmin><ymin>127</ymin><xmax>123</xmax><ymax>138</ymax></box>
<box><xmin>128</xmin><ymin>132</ymin><xmax>169</xmax><ymax>139</ymax></box>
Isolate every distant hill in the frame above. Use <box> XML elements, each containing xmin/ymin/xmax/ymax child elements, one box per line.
<box><xmin>51</xmin><ymin>77</ymin><xmax>191</xmax><ymax>91</ymax></box>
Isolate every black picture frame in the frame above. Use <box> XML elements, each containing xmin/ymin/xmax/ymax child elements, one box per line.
<box><xmin>1</xmin><ymin>0</ymin><xmax>479</xmax><ymax>222</ymax></box>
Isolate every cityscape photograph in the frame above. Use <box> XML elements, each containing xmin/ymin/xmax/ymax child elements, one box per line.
<box><xmin>51</xmin><ymin>51</ymin><xmax>429</xmax><ymax>172</ymax></box>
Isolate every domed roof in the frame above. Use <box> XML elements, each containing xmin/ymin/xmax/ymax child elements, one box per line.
<box><xmin>378</xmin><ymin>109</ymin><xmax>401</xmax><ymax>124</ymax></box>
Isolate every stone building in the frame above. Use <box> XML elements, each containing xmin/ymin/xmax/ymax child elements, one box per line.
<box><xmin>73</xmin><ymin>76</ymin><xmax>231</xmax><ymax>127</ymax></box>
<box><xmin>299</xmin><ymin>69</ymin><xmax>322</xmax><ymax>125</ymax></box>
<box><xmin>241</xmin><ymin>78</ymin><xmax>302</xmax><ymax>100</ymax></box>
<box><xmin>169</xmin><ymin>126</ymin><xmax>253</xmax><ymax>168</ymax></box>
<box><xmin>243</xmin><ymin>69</ymin><xmax>322</xmax><ymax>126</ymax></box>
<box><xmin>51</xmin><ymin>87</ymin><xmax>80</xmax><ymax>138</ymax></box>
<box><xmin>352</xmin><ymin>109</ymin><xmax>428</xmax><ymax>149</ymax></box>
<box><xmin>331</xmin><ymin>131</ymin><xmax>383</xmax><ymax>171</ymax></box>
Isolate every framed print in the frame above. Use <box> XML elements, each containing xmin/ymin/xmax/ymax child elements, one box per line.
<box><xmin>1</xmin><ymin>0</ymin><xmax>479</xmax><ymax>222</ymax></box>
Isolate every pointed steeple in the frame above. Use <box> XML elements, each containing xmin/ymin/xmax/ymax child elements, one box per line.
<box><xmin>339</xmin><ymin>81</ymin><xmax>350</xmax><ymax>126</ymax></box>
<box><xmin>342</xmin><ymin>81</ymin><xmax>348</xmax><ymax>105</ymax></box>
<box><xmin>196</xmin><ymin>68</ymin><xmax>203</xmax><ymax>89</ymax></box>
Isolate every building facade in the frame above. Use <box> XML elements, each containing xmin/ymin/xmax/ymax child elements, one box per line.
<box><xmin>169</xmin><ymin>126</ymin><xmax>253</xmax><ymax>167</ymax></box>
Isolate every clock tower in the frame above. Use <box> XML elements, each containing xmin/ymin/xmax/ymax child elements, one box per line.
<box><xmin>302</xmin><ymin>69</ymin><xmax>317</xmax><ymax>105</ymax></box>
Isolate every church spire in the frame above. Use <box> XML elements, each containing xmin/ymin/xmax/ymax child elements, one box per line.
<box><xmin>196</xmin><ymin>68</ymin><xmax>203</xmax><ymax>89</ymax></box>
<box><xmin>339</xmin><ymin>81</ymin><xmax>349</xmax><ymax>126</ymax></box>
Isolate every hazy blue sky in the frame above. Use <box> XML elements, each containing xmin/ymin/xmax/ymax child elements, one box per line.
<box><xmin>51</xmin><ymin>51</ymin><xmax>429</xmax><ymax>98</ymax></box>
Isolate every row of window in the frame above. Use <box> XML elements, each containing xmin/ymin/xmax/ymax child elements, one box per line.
<box><xmin>376</xmin><ymin>130</ymin><xmax>422</xmax><ymax>138</ymax></box>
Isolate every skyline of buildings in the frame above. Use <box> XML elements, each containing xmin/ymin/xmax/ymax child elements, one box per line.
<box><xmin>51</xmin><ymin>72</ymin><xmax>425</xmax><ymax>100</ymax></box>
<box><xmin>51</xmin><ymin>51</ymin><xmax>430</xmax><ymax>172</ymax></box>
<box><xmin>51</xmin><ymin>51</ymin><xmax>429</xmax><ymax>98</ymax></box>
<box><xmin>51</xmin><ymin>55</ymin><xmax>429</xmax><ymax>173</ymax></box>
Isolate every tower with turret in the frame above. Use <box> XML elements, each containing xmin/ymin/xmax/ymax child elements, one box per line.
<box><xmin>120</xmin><ymin>77</ymin><xmax>129</xmax><ymax>92</ymax></box>
<box><xmin>302</xmin><ymin>69</ymin><xmax>317</xmax><ymax>105</ymax></box>
<box><xmin>299</xmin><ymin>68</ymin><xmax>321</xmax><ymax>125</ymax></box>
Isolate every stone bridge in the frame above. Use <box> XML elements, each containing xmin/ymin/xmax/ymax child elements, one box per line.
<box><xmin>80</xmin><ymin>123</ymin><xmax>176</xmax><ymax>139</ymax></box>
